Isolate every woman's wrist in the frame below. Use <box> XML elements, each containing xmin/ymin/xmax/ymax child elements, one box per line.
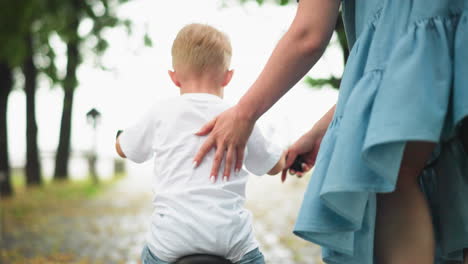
<box><xmin>309</xmin><ymin>104</ymin><xmax>336</xmax><ymax>135</ymax></box>
<box><xmin>309</xmin><ymin>121</ymin><xmax>328</xmax><ymax>137</ymax></box>
<box><xmin>236</xmin><ymin>97</ymin><xmax>261</xmax><ymax>123</ymax></box>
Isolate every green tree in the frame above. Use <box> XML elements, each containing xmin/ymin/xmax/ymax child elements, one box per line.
<box><xmin>23</xmin><ymin>32</ymin><xmax>42</xmax><ymax>186</ymax></box>
<box><xmin>0</xmin><ymin>63</ymin><xmax>14</xmax><ymax>197</ymax></box>
<box><xmin>1</xmin><ymin>0</ymin><xmax>133</xmax><ymax>196</ymax></box>
<box><xmin>53</xmin><ymin>0</ymin><xmax>130</xmax><ymax>180</ymax></box>
<box><xmin>0</xmin><ymin>1</ymin><xmax>34</xmax><ymax>197</ymax></box>
<box><xmin>53</xmin><ymin>0</ymin><xmax>81</xmax><ymax>181</ymax></box>
<box><xmin>3</xmin><ymin>0</ymin><xmax>63</xmax><ymax>188</ymax></box>
<box><xmin>0</xmin><ymin>0</ymin><xmax>64</xmax><ymax>193</ymax></box>
<box><xmin>237</xmin><ymin>0</ymin><xmax>348</xmax><ymax>89</ymax></box>
<box><xmin>21</xmin><ymin>0</ymin><xmax>55</xmax><ymax>186</ymax></box>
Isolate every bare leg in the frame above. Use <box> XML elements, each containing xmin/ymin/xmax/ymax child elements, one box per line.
<box><xmin>375</xmin><ymin>141</ymin><xmax>436</xmax><ymax>264</ymax></box>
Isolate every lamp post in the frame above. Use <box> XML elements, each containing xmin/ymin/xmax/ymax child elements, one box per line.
<box><xmin>86</xmin><ymin>108</ymin><xmax>101</xmax><ymax>184</ymax></box>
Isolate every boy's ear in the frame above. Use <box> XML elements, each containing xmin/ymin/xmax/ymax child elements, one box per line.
<box><xmin>222</xmin><ymin>69</ymin><xmax>234</xmax><ymax>87</ymax></box>
<box><xmin>168</xmin><ymin>70</ymin><xmax>181</xmax><ymax>87</ymax></box>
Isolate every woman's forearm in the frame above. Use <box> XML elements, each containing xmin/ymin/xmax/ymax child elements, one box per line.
<box><xmin>237</xmin><ymin>0</ymin><xmax>341</xmax><ymax>121</ymax></box>
<box><xmin>238</xmin><ymin>29</ymin><xmax>326</xmax><ymax>121</ymax></box>
<box><xmin>310</xmin><ymin>104</ymin><xmax>336</xmax><ymax>134</ymax></box>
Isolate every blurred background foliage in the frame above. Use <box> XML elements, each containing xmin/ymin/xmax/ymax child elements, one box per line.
<box><xmin>1</xmin><ymin>0</ymin><xmax>347</xmax><ymax>199</ymax></box>
<box><xmin>0</xmin><ymin>0</ymin><xmax>141</xmax><ymax>198</ymax></box>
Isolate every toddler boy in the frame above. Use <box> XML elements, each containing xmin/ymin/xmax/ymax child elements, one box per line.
<box><xmin>116</xmin><ymin>23</ymin><xmax>285</xmax><ymax>264</ymax></box>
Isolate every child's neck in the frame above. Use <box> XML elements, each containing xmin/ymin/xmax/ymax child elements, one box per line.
<box><xmin>179</xmin><ymin>80</ymin><xmax>223</xmax><ymax>98</ymax></box>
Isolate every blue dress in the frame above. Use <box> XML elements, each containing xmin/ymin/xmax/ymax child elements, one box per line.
<box><xmin>293</xmin><ymin>0</ymin><xmax>468</xmax><ymax>263</ymax></box>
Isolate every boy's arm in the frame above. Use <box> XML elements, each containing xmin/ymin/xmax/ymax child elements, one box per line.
<box><xmin>115</xmin><ymin>130</ymin><xmax>126</xmax><ymax>158</ymax></box>
<box><xmin>267</xmin><ymin>150</ymin><xmax>286</xmax><ymax>175</ymax></box>
<box><xmin>116</xmin><ymin>108</ymin><xmax>156</xmax><ymax>164</ymax></box>
<box><xmin>115</xmin><ymin>136</ymin><xmax>126</xmax><ymax>158</ymax></box>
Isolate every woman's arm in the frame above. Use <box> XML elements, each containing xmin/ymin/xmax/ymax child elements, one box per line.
<box><xmin>194</xmin><ymin>0</ymin><xmax>341</xmax><ymax>180</ymax></box>
<box><xmin>281</xmin><ymin>104</ymin><xmax>335</xmax><ymax>181</ymax></box>
<box><xmin>238</xmin><ymin>0</ymin><xmax>341</xmax><ymax>121</ymax></box>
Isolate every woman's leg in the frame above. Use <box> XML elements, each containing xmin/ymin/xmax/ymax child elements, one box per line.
<box><xmin>375</xmin><ymin>141</ymin><xmax>436</xmax><ymax>264</ymax></box>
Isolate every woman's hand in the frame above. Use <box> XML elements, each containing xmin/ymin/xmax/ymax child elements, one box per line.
<box><xmin>281</xmin><ymin>126</ymin><xmax>324</xmax><ymax>181</ymax></box>
<box><xmin>193</xmin><ymin>105</ymin><xmax>255</xmax><ymax>182</ymax></box>
<box><xmin>281</xmin><ymin>104</ymin><xmax>336</xmax><ymax>181</ymax></box>
<box><xmin>193</xmin><ymin>0</ymin><xmax>341</xmax><ymax>181</ymax></box>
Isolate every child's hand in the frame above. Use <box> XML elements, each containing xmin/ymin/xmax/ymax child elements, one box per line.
<box><xmin>267</xmin><ymin>150</ymin><xmax>287</xmax><ymax>176</ymax></box>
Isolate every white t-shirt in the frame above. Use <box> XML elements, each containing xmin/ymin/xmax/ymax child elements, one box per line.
<box><xmin>119</xmin><ymin>93</ymin><xmax>282</xmax><ymax>262</ymax></box>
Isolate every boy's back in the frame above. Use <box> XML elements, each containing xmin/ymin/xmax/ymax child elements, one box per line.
<box><xmin>118</xmin><ymin>93</ymin><xmax>281</xmax><ymax>262</ymax></box>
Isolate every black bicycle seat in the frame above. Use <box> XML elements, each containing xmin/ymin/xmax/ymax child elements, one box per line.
<box><xmin>174</xmin><ymin>254</ymin><xmax>232</xmax><ymax>264</ymax></box>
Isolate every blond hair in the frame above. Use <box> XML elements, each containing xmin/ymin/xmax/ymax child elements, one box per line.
<box><xmin>171</xmin><ymin>23</ymin><xmax>232</xmax><ymax>74</ymax></box>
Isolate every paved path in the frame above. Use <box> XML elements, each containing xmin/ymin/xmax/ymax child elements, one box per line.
<box><xmin>246</xmin><ymin>175</ymin><xmax>322</xmax><ymax>264</ymax></box>
<box><xmin>2</xmin><ymin>165</ymin><xmax>322</xmax><ymax>264</ymax></box>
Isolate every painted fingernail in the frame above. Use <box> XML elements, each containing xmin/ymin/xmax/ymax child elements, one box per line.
<box><xmin>210</xmin><ymin>176</ymin><xmax>216</xmax><ymax>183</ymax></box>
<box><xmin>223</xmin><ymin>176</ymin><xmax>227</xmax><ymax>182</ymax></box>
<box><xmin>192</xmin><ymin>161</ymin><xmax>198</xmax><ymax>168</ymax></box>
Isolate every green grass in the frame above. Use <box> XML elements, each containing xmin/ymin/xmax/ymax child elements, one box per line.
<box><xmin>9</xmin><ymin>169</ymin><xmax>119</xmax><ymax>198</ymax></box>
<box><xmin>11</xmin><ymin>169</ymin><xmax>26</xmax><ymax>188</ymax></box>
<box><xmin>2</xmin><ymin>170</ymin><xmax>122</xmax><ymax>221</ymax></box>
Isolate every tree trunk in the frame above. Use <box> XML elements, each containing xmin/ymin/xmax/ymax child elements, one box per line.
<box><xmin>0</xmin><ymin>62</ymin><xmax>13</xmax><ymax>198</ymax></box>
<box><xmin>24</xmin><ymin>33</ymin><xmax>41</xmax><ymax>186</ymax></box>
<box><xmin>54</xmin><ymin>43</ymin><xmax>78</xmax><ymax>180</ymax></box>
<box><xmin>54</xmin><ymin>10</ymin><xmax>80</xmax><ymax>180</ymax></box>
